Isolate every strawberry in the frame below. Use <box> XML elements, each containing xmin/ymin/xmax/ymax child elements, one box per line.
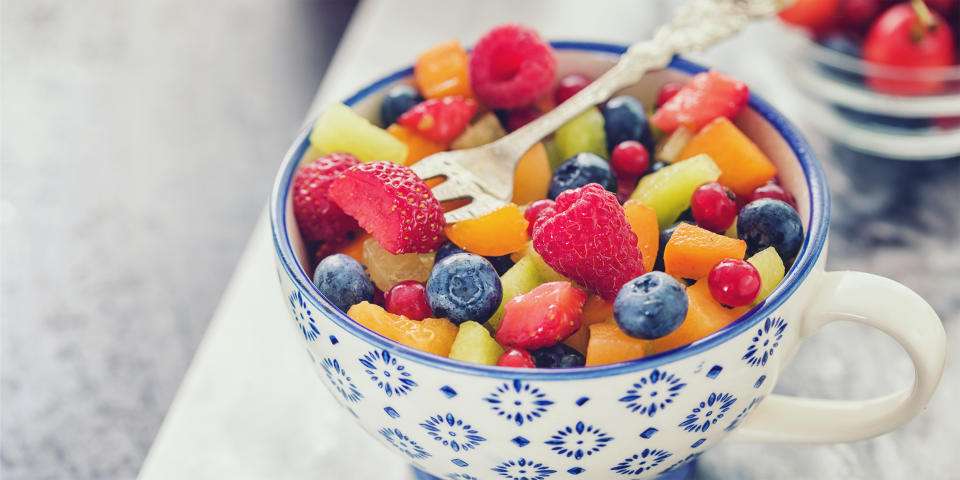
<box><xmin>651</xmin><ymin>70</ymin><xmax>749</xmax><ymax>134</ymax></box>
<box><xmin>495</xmin><ymin>282</ymin><xmax>587</xmax><ymax>350</ymax></box>
<box><xmin>532</xmin><ymin>183</ymin><xmax>645</xmax><ymax>301</ymax></box>
<box><xmin>328</xmin><ymin>161</ymin><xmax>444</xmax><ymax>254</ymax></box>
<box><xmin>292</xmin><ymin>152</ymin><xmax>361</xmax><ymax>243</ymax></box>
<box><xmin>397</xmin><ymin>96</ymin><xmax>477</xmax><ymax>144</ymax></box>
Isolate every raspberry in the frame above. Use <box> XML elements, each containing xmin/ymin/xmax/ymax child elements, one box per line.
<box><xmin>329</xmin><ymin>161</ymin><xmax>444</xmax><ymax>254</ymax></box>
<box><xmin>397</xmin><ymin>96</ymin><xmax>477</xmax><ymax>144</ymax></box>
<box><xmin>469</xmin><ymin>24</ymin><xmax>557</xmax><ymax>109</ymax></box>
<box><xmin>532</xmin><ymin>183</ymin><xmax>644</xmax><ymax>301</ymax></box>
<box><xmin>292</xmin><ymin>153</ymin><xmax>360</xmax><ymax>243</ymax></box>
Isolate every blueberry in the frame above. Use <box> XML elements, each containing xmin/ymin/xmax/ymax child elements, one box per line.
<box><xmin>548</xmin><ymin>152</ymin><xmax>617</xmax><ymax>199</ymax></box>
<box><xmin>485</xmin><ymin>254</ymin><xmax>515</xmax><ymax>276</ymax></box>
<box><xmin>531</xmin><ymin>344</ymin><xmax>586</xmax><ymax>368</ymax></box>
<box><xmin>434</xmin><ymin>241</ymin><xmax>467</xmax><ymax>264</ymax></box>
<box><xmin>426</xmin><ymin>253</ymin><xmax>502</xmax><ymax>325</ymax></box>
<box><xmin>312</xmin><ymin>254</ymin><xmax>375</xmax><ymax>312</ymax></box>
<box><xmin>380</xmin><ymin>84</ymin><xmax>423</xmax><ymax>127</ymax></box>
<box><xmin>648</xmin><ymin>160</ymin><xmax>669</xmax><ymax>174</ymax></box>
<box><xmin>614</xmin><ymin>272</ymin><xmax>688</xmax><ymax>340</ymax></box>
<box><xmin>737</xmin><ymin>198</ymin><xmax>804</xmax><ymax>261</ymax></box>
<box><xmin>603</xmin><ymin>95</ymin><xmax>654</xmax><ymax>152</ymax></box>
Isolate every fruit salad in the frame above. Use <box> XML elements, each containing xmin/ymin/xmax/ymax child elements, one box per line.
<box><xmin>291</xmin><ymin>24</ymin><xmax>804</xmax><ymax>369</ymax></box>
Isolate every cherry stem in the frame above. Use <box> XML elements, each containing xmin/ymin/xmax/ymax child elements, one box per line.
<box><xmin>910</xmin><ymin>0</ymin><xmax>936</xmax><ymax>32</ymax></box>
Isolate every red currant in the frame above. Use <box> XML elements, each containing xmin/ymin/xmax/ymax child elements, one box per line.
<box><xmin>505</xmin><ymin>107</ymin><xmax>542</xmax><ymax>132</ymax></box>
<box><xmin>384</xmin><ymin>280</ymin><xmax>432</xmax><ymax>320</ymax></box>
<box><xmin>655</xmin><ymin>82</ymin><xmax>684</xmax><ymax>108</ymax></box>
<box><xmin>690</xmin><ymin>182</ymin><xmax>737</xmax><ymax>233</ymax></box>
<box><xmin>497</xmin><ymin>348</ymin><xmax>536</xmax><ymax>368</ymax></box>
<box><xmin>554</xmin><ymin>73</ymin><xmax>591</xmax><ymax>104</ymax></box>
<box><xmin>610</xmin><ymin>140</ymin><xmax>651</xmax><ymax>178</ymax></box>
<box><xmin>708</xmin><ymin>259</ymin><xmax>761</xmax><ymax>307</ymax></box>
<box><xmin>617</xmin><ymin>178</ymin><xmax>637</xmax><ymax>205</ymax></box>
<box><xmin>748</xmin><ymin>182</ymin><xmax>797</xmax><ymax>210</ymax></box>
<box><xmin>524</xmin><ymin>199</ymin><xmax>556</xmax><ymax>236</ymax></box>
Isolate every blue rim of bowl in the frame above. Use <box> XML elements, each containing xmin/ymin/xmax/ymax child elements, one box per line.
<box><xmin>270</xmin><ymin>41</ymin><xmax>830</xmax><ymax>380</ymax></box>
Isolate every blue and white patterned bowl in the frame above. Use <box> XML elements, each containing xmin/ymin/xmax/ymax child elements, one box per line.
<box><xmin>270</xmin><ymin>43</ymin><xmax>946</xmax><ymax>480</ymax></box>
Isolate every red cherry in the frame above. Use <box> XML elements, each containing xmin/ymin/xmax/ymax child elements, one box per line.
<box><xmin>690</xmin><ymin>182</ymin><xmax>738</xmax><ymax>233</ymax></box>
<box><xmin>924</xmin><ymin>0</ymin><xmax>958</xmax><ymax>16</ymax></box>
<box><xmin>840</xmin><ymin>0</ymin><xmax>882</xmax><ymax>31</ymax></box>
<box><xmin>611</xmin><ymin>140</ymin><xmax>651</xmax><ymax>178</ymax></box>
<box><xmin>497</xmin><ymin>348</ymin><xmax>536</xmax><ymax>368</ymax></box>
<box><xmin>863</xmin><ymin>2</ymin><xmax>957</xmax><ymax>94</ymax></box>
<box><xmin>554</xmin><ymin>73</ymin><xmax>592</xmax><ymax>104</ymax></box>
<box><xmin>708</xmin><ymin>259</ymin><xmax>761</xmax><ymax>307</ymax></box>
<box><xmin>523</xmin><ymin>199</ymin><xmax>556</xmax><ymax>236</ymax></box>
<box><xmin>779</xmin><ymin>0</ymin><xmax>842</xmax><ymax>32</ymax></box>
<box><xmin>748</xmin><ymin>182</ymin><xmax>798</xmax><ymax>210</ymax></box>
<box><xmin>655</xmin><ymin>82</ymin><xmax>684</xmax><ymax>108</ymax></box>
<box><xmin>505</xmin><ymin>107</ymin><xmax>542</xmax><ymax>131</ymax></box>
<box><xmin>384</xmin><ymin>281</ymin><xmax>432</xmax><ymax>320</ymax></box>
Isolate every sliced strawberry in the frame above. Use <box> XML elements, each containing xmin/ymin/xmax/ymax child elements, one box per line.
<box><xmin>397</xmin><ymin>96</ymin><xmax>477</xmax><ymax>144</ymax></box>
<box><xmin>328</xmin><ymin>161</ymin><xmax>444</xmax><ymax>254</ymax></box>
<box><xmin>496</xmin><ymin>348</ymin><xmax>537</xmax><ymax>368</ymax></box>
<box><xmin>292</xmin><ymin>152</ymin><xmax>361</xmax><ymax>243</ymax></box>
<box><xmin>651</xmin><ymin>70</ymin><xmax>749</xmax><ymax>134</ymax></box>
<box><xmin>495</xmin><ymin>282</ymin><xmax>587</xmax><ymax>350</ymax></box>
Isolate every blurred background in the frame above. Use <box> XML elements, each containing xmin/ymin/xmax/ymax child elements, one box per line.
<box><xmin>1</xmin><ymin>0</ymin><xmax>958</xmax><ymax>479</ymax></box>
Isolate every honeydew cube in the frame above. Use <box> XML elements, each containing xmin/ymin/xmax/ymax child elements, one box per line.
<box><xmin>630</xmin><ymin>153</ymin><xmax>722</xmax><ymax>229</ymax></box>
<box><xmin>309</xmin><ymin>103</ymin><xmax>408</xmax><ymax>163</ymax></box>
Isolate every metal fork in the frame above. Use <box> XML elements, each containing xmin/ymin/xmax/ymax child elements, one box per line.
<box><xmin>410</xmin><ymin>0</ymin><xmax>789</xmax><ymax>224</ymax></box>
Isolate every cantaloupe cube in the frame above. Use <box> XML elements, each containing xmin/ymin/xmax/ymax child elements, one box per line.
<box><xmin>386</xmin><ymin>124</ymin><xmax>446</xmax><ymax>165</ymax></box>
<box><xmin>512</xmin><ymin>143</ymin><xmax>551</xmax><ymax>205</ymax></box>
<box><xmin>623</xmin><ymin>200</ymin><xmax>659</xmax><ymax>273</ymax></box>
<box><xmin>649</xmin><ymin>280</ymin><xmax>748</xmax><ymax>353</ymax></box>
<box><xmin>664</xmin><ymin>223</ymin><xmax>746</xmax><ymax>280</ymax></box>
<box><xmin>414</xmin><ymin>40</ymin><xmax>474</xmax><ymax>100</ymax></box>
<box><xmin>348</xmin><ymin>302</ymin><xmax>459</xmax><ymax>356</ymax></box>
<box><xmin>585</xmin><ymin>323</ymin><xmax>654</xmax><ymax>366</ymax></box>
<box><xmin>563</xmin><ymin>295</ymin><xmax>614</xmax><ymax>353</ymax></box>
<box><xmin>677</xmin><ymin>117</ymin><xmax>777</xmax><ymax>197</ymax></box>
<box><xmin>444</xmin><ymin>204</ymin><xmax>529</xmax><ymax>257</ymax></box>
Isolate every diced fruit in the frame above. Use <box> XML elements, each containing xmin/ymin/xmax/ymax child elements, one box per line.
<box><xmin>678</xmin><ymin>117</ymin><xmax>777</xmax><ymax>197</ymax></box>
<box><xmin>614</xmin><ymin>272</ymin><xmax>688</xmax><ymax>339</ymax></box>
<box><xmin>630</xmin><ymin>153</ymin><xmax>722</xmax><ymax>230</ymax></box>
<box><xmin>748</xmin><ymin>181</ymin><xmax>797</xmax><ymax>210</ymax></box>
<box><xmin>313</xmin><ymin>254</ymin><xmax>375</xmax><ymax>312</ymax></box>
<box><xmin>562</xmin><ymin>295</ymin><xmax>614</xmax><ymax>353</ymax></box>
<box><xmin>778</xmin><ymin>0</ymin><xmax>841</xmax><ymax>31</ymax></box>
<box><xmin>495</xmin><ymin>281</ymin><xmax>587</xmax><ymax>350</ymax></box>
<box><xmin>292</xmin><ymin>153</ymin><xmax>361</xmax><ymax>243</ymax></box>
<box><xmin>544</xmin><ymin>139</ymin><xmax>564</xmax><ymax>170</ymax></box>
<box><xmin>397</xmin><ymin>96</ymin><xmax>478</xmax><ymax>144</ymax></box>
<box><xmin>664</xmin><ymin>223</ymin><xmax>747</xmax><ymax>280</ymax></box>
<box><xmin>654</xmin><ymin>126</ymin><xmax>694</xmax><ymax>164</ymax></box>
<box><xmin>380</xmin><ymin>84</ymin><xmax>423</xmax><ymax>127</ymax></box>
<box><xmin>504</xmin><ymin>107</ymin><xmax>543</xmax><ymax>131</ymax></box>
<box><xmin>690</xmin><ymin>182</ymin><xmax>738</xmax><ymax>233</ymax></box>
<box><xmin>737</xmin><ymin>198</ymin><xmax>804</xmax><ymax>261</ymax></box>
<box><xmin>611</xmin><ymin>140</ymin><xmax>651</xmax><ymax>179</ymax></box>
<box><xmin>487</xmin><ymin>255</ymin><xmax>542</xmax><ymax>331</ymax></box>
<box><xmin>517</xmin><ymin>244</ymin><xmax>569</xmax><ymax>283</ymax></box>
<box><xmin>348</xmin><ymin>302</ymin><xmax>459</xmax><ymax>356</ymax></box>
<box><xmin>451</xmin><ymin>112</ymin><xmax>506</xmax><ymax>150</ymax></box>
<box><xmin>338</xmin><ymin>232</ymin><xmax>371</xmax><ymax>264</ymax></box>
<box><xmin>329</xmin><ymin>161</ymin><xmax>444</xmax><ymax>254</ymax></box>
<box><xmin>531</xmin><ymin>343</ymin><xmax>586</xmax><ymax>368</ymax></box>
<box><xmin>585</xmin><ymin>323</ymin><xmax>653</xmax><ymax>366</ymax></box>
<box><xmin>523</xmin><ymin>199</ymin><xmax>556</xmax><ymax>236</ymax></box>
<box><xmin>362</xmin><ymin>237</ymin><xmax>435</xmax><ymax>291</ymax></box>
<box><xmin>445</xmin><ymin>204</ymin><xmax>529</xmax><ymax>256</ymax></box>
<box><xmin>555</xmin><ymin>73</ymin><xmax>592</xmax><ymax>104</ymax></box>
<box><xmin>655</xmin><ymin>82</ymin><xmax>684</xmax><ymax>108</ymax></box>
<box><xmin>386</xmin><ymin>124</ymin><xmax>446</xmax><ymax>165</ymax></box>
<box><xmin>385</xmin><ymin>280</ymin><xmax>433</xmax><ymax>320</ymax></box>
<box><xmin>603</xmin><ymin>95</ymin><xmax>654</xmax><ymax>152</ymax></box>
<box><xmin>555</xmin><ymin>107</ymin><xmax>608</xmax><ymax>160</ymax></box>
<box><xmin>623</xmin><ymin>200</ymin><xmax>659</xmax><ymax>273</ymax></box>
<box><xmin>649</xmin><ymin>279</ymin><xmax>749</xmax><ymax>353</ymax></box>
<box><xmin>469</xmin><ymin>24</ymin><xmax>557</xmax><ymax>109</ymax></box>
<box><xmin>426</xmin><ymin>253</ymin><xmax>503</xmax><ymax>325</ymax></box>
<box><xmin>548</xmin><ymin>152</ymin><xmax>617</xmax><ymax>200</ymax></box>
<box><xmin>708</xmin><ymin>259</ymin><xmax>761</xmax><ymax>307</ymax></box>
<box><xmin>747</xmin><ymin>246</ymin><xmax>785</xmax><ymax>305</ymax></box>
<box><xmin>414</xmin><ymin>40</ymin><xmax>474</xmax><ymax>99</ymax></box>
<box><xmin>533</xmin><ymin>184</ymin><xmax>644</xmax><ymax>301</ymax></box>
<box><xmin>651</xmin><ymin>70</ymin><xmax>749</xmax><ymax>134</ymax></box>
<box><xmin>497</xmin><ymin>348</ymin><xmax>536</xmax><ymax>368</ymax></box>
<box><xmin>449</xmin><ymin>321</ymin><xmax>504</xmax><ymax>365</ymax></box>
<box><xmin>513</xmin><ymin>143</ymin><xmax>551</xmax><ymax>205</ymax></box>
<box><xmin>310</xmin><ymin>104</ymin><xmax>408</xmax><ymax>163</ymax></box>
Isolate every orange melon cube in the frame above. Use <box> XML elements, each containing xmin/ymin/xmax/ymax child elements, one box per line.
<box><xmin>623</xmin><ymin>200</ymin><xmax>659</xmax><ymax>273</ymax></box>
<box><xmin>338</xmin><ymin>233</ymin><xmax>371</xmax><ymax>264</ymax></box>
<box><xmin>414</xmin><ymin>40</ymin><xmax>474</xmax><ymax>100</ymax></box>
<box><xmin>348</xmin><ymin>302</ymin><xmax>459</xmax><ymax>356</ymax></box>
<box><xmin>677</xmin><ymin>117</ymin><xmax>777</xmax><ymax>197</ymax></box>
<box><xmin>649</xmin><ymin>280</ymin><xmax>748</xmax><ymax>353</ymax></box>
<box><xmin>386</xmin><ymin>124</ymin><xmax>446</xmax><ymax>166</ymax></box>
<box><xmin>585</xmin><ymin>323</ymin><xmax>654</xmax><ymax>366</ymax></box>
<box><xmin>444</xmin><ymin>204</ymin><xmax>529</xmax><ymax>256</ymax></box>
<box><xmin>664</xmin><ymin>223</ymin><xmax>746</xmax><ymax>280</ymax></box>
<box><xmin>512</xmin><ymin>143</ymin><xmax>551</xmax><ymax>205</ymax></box>
<box><xmin>562</xmin><ymin>295</ymin><xmax>614</xmax><ymax>353</ymax></box>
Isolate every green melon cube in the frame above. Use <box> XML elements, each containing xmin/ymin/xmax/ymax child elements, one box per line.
<box><xmin>555</xmin><ymin>107</ymin><xmax>607</xmax><ymax>161</ymax></box>
<box><xmin>654</xmin><ymin>125</ymin><xmax>694</xmax><ymax>164</ymax></box>
<box><xmin>630</xmin><ymin>153</ymin><xmax>722</xmax><ymax>230</ymax></box>
<box><xmin>523</xmin><ymin>245</ymin><xmax>569</xmax><ymax>284</ymax></box>
<box><xmin>486</xmin><ymin>256</ymin><xmax>542</xmax><ymax>331</ymax></box>
<box><xmin>747</xmin><ymin>246</ymin><xmax>785</xmax><ymax>305</ymax></box>
<box><xmin>451</xmin><ymin>113</ymin><xmax>506</xmax><ymax>150</ymax></box>
<box><xmin>544</xmin><ymin>139</ymin><xmax>564</xmax><ymax>170</ymax></box>
<box><xmin>309</xmin><ymin>103</ymin><xmax>408</xmax><ymax>163</ymax></box>
<box><xmin>448</xmin><ymin>321</ymin><xmax>504</xmax><ymax>365</ymax></box>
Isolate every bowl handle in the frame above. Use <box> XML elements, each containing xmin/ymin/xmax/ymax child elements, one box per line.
<box><xmin>725</xmin><ymin>270</ymin><xmax>946</xmax><ymax>443</ymax></box>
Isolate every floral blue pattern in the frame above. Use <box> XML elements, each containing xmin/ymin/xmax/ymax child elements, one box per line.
<box><xmin>678</xmin><ymin>392</ymin><xmax>737</xmax><ymax>433</ymax></box>
<box><xmin>492</xmin><ymin>458</ymin><xmax>556</xmax><ymax>480</ymax></box>
<box><xmin>618</xmin><ymin>369</ymin><xmax>686</xmax><ymax>417</ymax></box>
<box><xmin>420</xmin><ymin>413</ymin><xmax>486</xmax><ymax>452</ymax></box>
<box><xmin>359</xmin><ymin>350</ymin><xmax>417</xmax><ymax>397</ymax></box>
<box><xmin>611</xmin><ymin>448</ymin><xmax>672</xmax><ymax>475</ymax></box>
<box><xmin>743</xmin><ymin>316</ymin><xmax>787</xmax><ymax>367</ymax></box>
<box><xmin>484</xmin><ymin>380</ymin><xmax>554</xmax><ymax>426</ymax></box>
<box><xmin>378</xmin><ymin>427</ymin><xmax>431</xmax><ymax>460</ymax></box>
<box><xmin>725</xmin><ymin>397</ymin><xmax>762</xmax><ymax>432</ymax></box>
<box><xmin>446</xmin><ymin>475</ymin><xmax>478</xmax><ymax>480</ymax></box>
<box><xmin>288</xmin><ymin>290</ymin><xmax>320</xmax><ymax>341</ymax></box>
<box><xmin>662</xmin><ymin>452</ymin><xmax>701</xmax><ymax>474</ymax></box>
<box><xmin>320</xmin><ymin>358</ymin><xmax>363</xmax><ymax>404</ymax></box>
<box><xmin>545</xmin><ymin>421</ymin><xmax>613</xmax><ymax>460</ymax></box>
